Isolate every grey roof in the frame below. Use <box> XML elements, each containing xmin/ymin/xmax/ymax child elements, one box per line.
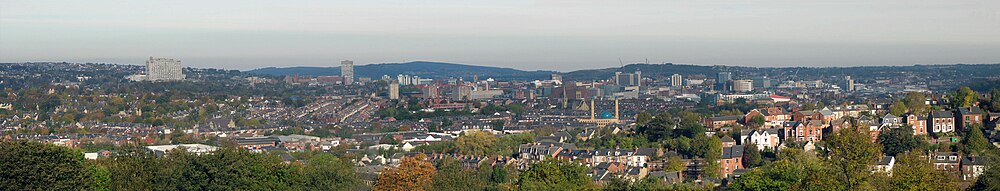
<box><xmin>722</xmin><ymin>145</ymin><xmax>744</xmax><ymax>159</ymax></box>
<box><xmin>931</xmin><ymin>111</ymin><xmax>954</xmax><ymax>118</ymax></box>
<box><xmin>958</xmin><ymin>107</ymin><xmax>984</xmax><ymax>115</ymax></box>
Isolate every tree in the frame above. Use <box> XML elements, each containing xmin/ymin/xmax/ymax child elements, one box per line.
<box><xmin>636</xmin><ymin>112</ymin><xmax>653</xmax><ymax>126</ymax></box>
<box><xmin>971</xmin><ymin>163</ymin><xmax>1000</xmax><ymax>191</ymax></box>
<box><xmin>954</xmin><ymin>86</ymin><xmax>980</xmax><ymax>108</ymax></box>
<box><xmin>375</xmin><ymin>154</ymin><xmax>436</xmax><ymax>191</ymax></box>
<box><xmin>963</xmin><ymin>124</ymin><xmax>990</xmax><ymax>155</ymax></box>
<box><xmin>889</xmin><ymin>99</ymin><xmax>907</xmax><ymax>116</ymax></box>
<box><xmin>751</xmin><ymin>115</ymin><xmax>765</xmax><ymax>128</ymax></box>
<box><xmin>879</xmin><ymin>152</ymin><xmax>955</xmax><ymax>191</ymax></box>
<box><xmin>0</xmin><ymin>141</ymin><xmax>90</xmax><ymax>190</ymax></box>
<box><xmin>665</xmin><ymin>155</ymin><xmax>687</xmax><ymax>172</ymax></box>
<box><xmin>877</xmin><ymin>125</ymin><xmax>923</xmax><ymax>156</ymax></box>
<box><xmin>303</xmin><ymin>154</ymin><xmax>360</xmax><ymax>190</ymax></box>
<box><xmin>743</xmin><ymin>143</ymin><xmax>763</xmax><ymax>168</ymax></box>
<box><xmin>692</xmin><ymin>135</ymin><xmax>722</xmax><ymax>178</ymax></box>
<box><xmin>455</xmin><ymin>131</ymin><xmax>498</xmax><ymax>156</ymax></box>
<box><xmin>903</xmin><ymin>92</ymin><xmax>929</xmax><ymax>115</ymax></box>
<box><xmin>432</xmin><ymin>157</ymin><xmax>486</xmax><ymax>191</ymax></box>
<box><xmin>518</xmin><ymin>159</ymin><xmax>594</xmax><ymax>190</ymax></box>
<box><xmin>990</xmin><ymin>88</ymin><xmax>1000</xmax><ymax>112</ymax></box>
<box><xmin>823</xmin><ymin>126</ymin><xmax>882</xmax><ymax>191</ymax></box>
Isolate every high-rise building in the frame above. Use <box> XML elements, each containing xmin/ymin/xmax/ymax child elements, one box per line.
<box><xmin>717</xmin><ymin>72</ymin><xmax>732</xmax><ymax>82</ymax></box>
<box><xmin>146</xmin><ymin>57</ymin><xmax>184</xmax><ymax>81</ymax></box>
<box><xmin>844</xmin><ymin>76</ymin><xmax>855</xmax><ymax>91</ymax></box>
<box><xmin>341</xmin><ymin>60</ymin><xmax>354</xmax><ymax>84</ymax></box>
<box><xmin>389</xmin><ymin>81</ymin><xmax>400</xmax><ymax>100</ymax></box>
<box><xmin>733</xmin><ymin>80</ymin><xmax>753</xmax><ymax>92</ymax></box>
<box><xmin>753</xmin><ymin>76</ymin><xmax>772</xmax><ymax>90</ymax></box>
<box><xmin>671</xmin><ymin>74</ymin><xmax>683</xmax><ymax>87</ymax></box>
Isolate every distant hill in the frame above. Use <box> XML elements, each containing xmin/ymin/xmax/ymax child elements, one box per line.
<box><xmin>247</xmin><ymin>61</ymin><xmax>555</xmax><ymax>81</ymax></box>
<box><xmin>561</xmin><ymin>63</ymin><xmax>723</xmax><ymax>81</ymax></box>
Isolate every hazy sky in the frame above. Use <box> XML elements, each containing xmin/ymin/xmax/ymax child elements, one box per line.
<box><xmin>1</xmin><ymin>0</ymin><xmax>998</xmax><ymax>71</ymax></box>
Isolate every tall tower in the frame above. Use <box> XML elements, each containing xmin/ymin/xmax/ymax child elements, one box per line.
<box><xmin>389</xmin><ymin>81</ymin><xmax>400</xmax><ymax>100</ymax></box>
<box><xmin>590</xmin><ymin>99</ymin><xmax>596</xmax><ymax>120</ymax></box>
<box><xmin>614</xmin><ymin>98</ymin><xmax>620</xmax><ymax>120</ymax></box>
<box><xmin>341</xmin><ymin>60</ymin><xmax>354</xmax><ymax>85</ymax></box>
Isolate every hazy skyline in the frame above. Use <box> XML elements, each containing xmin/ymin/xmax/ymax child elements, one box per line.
<box><xmin>2</xmin><ymin>0</ymin><xmax>999</xmax><ymax>71</ymax></box>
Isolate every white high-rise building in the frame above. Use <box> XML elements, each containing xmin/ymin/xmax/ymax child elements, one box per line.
<box><xmin>146</xmin><ymin>57</ymin><xmax>184</xmax><ymax>81</ymax></box>
<box><xmin>671</xmin><ymin>74</ymin><xmax>683</xmax><ymax>87</ymax></box>
<box><xmin>733</xmin><ymin>80</ymin><xmax>754</xmax><ymax>92</ymax></box>
<box><xmin>341</xmin><ymin>60</ymin><xmax>354</xmax><ymax>84</ymax></box>
<box><xmin>389</xmin><ymin>81</ymin><xmax>400</xmax><ymax>100</ymax></box>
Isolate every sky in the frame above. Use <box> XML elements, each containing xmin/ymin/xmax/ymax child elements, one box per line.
<box><xmin>1</xmin><ymin>0</ymin><xmax>999</xmax><ymax>71</ymax></box>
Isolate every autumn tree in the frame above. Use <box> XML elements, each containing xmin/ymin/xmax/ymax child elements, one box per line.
<box><xmin>375</xmin><ymin>154</ymin><xmax>436</xmax><ymax>191</ymax></box>
<box><xmin>456</xmin><ymin>131</ymin><xmax>498</xmax><ymax>156</ymax></box>
<box><xmin>954</xmin><ymin>86</ymin><xmax>980</xmax><ymax>108</ymax></box>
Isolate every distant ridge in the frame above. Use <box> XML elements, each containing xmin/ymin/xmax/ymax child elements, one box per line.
<box><xmin>247</xmin><ymin>61</ymin><xmax>555</xmax><ymax>81</ymax></box>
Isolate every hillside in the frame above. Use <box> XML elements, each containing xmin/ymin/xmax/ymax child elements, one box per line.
<box><xmin>247</xmin><ymin>61</ymin><xmax>555</xmax><ymax>81</ymax></box>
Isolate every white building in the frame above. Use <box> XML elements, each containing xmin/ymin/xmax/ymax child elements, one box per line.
<box><xmin>671</xmin><ymin>74</ymin><xmax>683</xmax><ymax>87</ymax></box>
<box><xmin>733</xmin><ymin>80</ymin><xmax>753</xmax><ymax>92</ymax></box>
<box><xmin>341</xmin><ymin>60</ymin><xmax>354</xmax><ymax>84</ymax></box>
<box><xmin>146</xmin><ymin>57</ymin><xmax>184</xmax><ymax>81</ymax></box>
<box><xmin>389</xmin><ymin>81</ymin><xmax>400</xmax><ymax>100</ymax></box>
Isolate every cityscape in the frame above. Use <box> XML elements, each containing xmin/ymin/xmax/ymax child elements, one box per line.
<box><xmin>2</xmin><ymin>1</ymin><xmax>1000</xmax><ymax>191</ymax></box>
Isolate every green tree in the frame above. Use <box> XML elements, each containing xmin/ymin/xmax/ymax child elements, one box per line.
<box><xmin>903</xmin><ymin>92</ymin><xmax>929</xmax><ymax>115</ymax></box>
<box><xmin>518</xmin><ymin>159</ymin><xmax>594</xmax><ymax>190</ymax></box>
<box><xmin>303</xmin><ymin>154</ymin><xmax>360</xmax><ymax>190</ymax></box>
<box><xmin>743</xmin><ymin>143</ymin><xmax>763</xmax><ymax>168</ymax></box>
<box><xmin>0</xmin><ymin>141</ymin><xmax>90</xmax><ymax>190</ymax></box>
<box><xmin>823</xmin><ymin>126</ymin><xmax>882</xmax><ymax>191</ymax></box>
<box><xmin>990</xmin><ymin>88</ymin><xmax>1000</xmax><ymax>112</ymax></box>
<box><xmin>963</xmin><ymin>124</ymin><xmax>990</xmax><ymax>155</ymax></box>
<box><xmin>971</xmin><ymin>163</ymin><xmax>1000</xmax><ymax>191</ymax></box>
<box><xmin>692</xmin><ymin>135</ymin><xmax>722</xmax><ymax>178</ymax></box>
<box><xmin>432</xmin><ymin>157</ymin><xmax>486</xmax><ymax>191</ymax></box>
<box><xmin>665</xmin><ymin>155</ymin><xmax>687</xmax><ymax>172</ymax></box>
<box><xmin>889</xmin><ymin>99</ymin><xmax>907</xmax><ymax>116</ymax></box>
<box><xmin>636</xmin><ymin>111</ymin><xmax>653</xmax><ymax>126</ymax></box>
<box><xmin>879</xmin><ymin>152</ymin><xmax>955</xmax><ymax>191</ymax></box>
<box><xmin>877</xmin><ymin>125</ymin><xmax>923</xmax><ymax>156</ymax></box>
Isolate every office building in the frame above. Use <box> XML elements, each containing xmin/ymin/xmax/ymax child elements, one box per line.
<box><xmin>389</xmin><ymin>81</ymin><xmax>400</xmax><ymax>100</ymax></box>
<box><xmin>341</xmin><ymin>60</ymin><xmax>354</xmax><ymax>84</ymax></box>
<box><xmin>733</xmin><ymin>80</ymin><xmax>753</xmax><ymax>92</ymax></box>
<box><xmin>671</xmin><ymin>74</ymin><xmax>683</xmax><ymax>87</ymax></box>
<box><xmin>146</xmin><ymin>57</ymin><xmax>184</xmax><ymax>81</ymax></box>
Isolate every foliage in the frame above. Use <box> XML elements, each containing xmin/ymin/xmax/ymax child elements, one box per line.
<box><xmin>743</xmin><ymin>143</ymin><xmax>764</xmax><ymax>168</ymax></box>
<box><xmin>375</xmin><ymin>154</ymin><xmax>436</xmax><ymax>191</ymax></box>
<box><xmin>302</xmin><ymin>154</ymin><xmax>361</xmax><ymax>190</ymax></box>
<box><xmin>692</xmin><ymin>135</ymin><xmax>722</xmax><ymax>178</ymax></box>
<box><xmin>432</xmin><ymin>157</ymin><xmax>487</xmax><ymax>191</ymax></box>
<box><xmin>822</xmin><ymin>126</ymin><xmax>882</xmax><ymax>191</ymax></box>
<box><xmin>877</xmin><ymin>125</ymin><xmax>925</xmax><ymax>156</ymax></box>
<box><xmin>456</xmin><ymin>131</ymin><xmax>499</xmax><ymax>155</ymax></box>
<box><xmin>889</xmin><ymin>99</ymin><xmax>907</xmax><ymax>116</ymax></box>
<box><xmin>875</xmin><ymin>152</ymin><xmax>956</xmax><ymax>191</ymax></box>
<box><xmin>729</xmin><ymin>148</ymin><xmax>829</xmax><ymax>191</ymax></box>
<box><xmin>991</xmin><ymin>88</ymin><xmax>1000</xmax><ymax>112</ymax></box>
<box><xmin>665</xmin><ymin>155</ymin><xmax>687</xmax><ymax>172</ymax></box>
<box><xmin>0</xmin><ymin>141</ymin><xmax>90</xmax><ymax>191</ymax></box>
<box><xmin>953</xmin><ymin>86</ymin><xmax>980</xmax><ymax>108</ymax></box>
<box><xmin>903</xmin><ymin>92</ymin><xmax>929</xmax><ymax>115</ymax></box>
<box><xmin>518</xmin><ymin>159</ymin><xmax>594</xmax><ymax>190</ymax></box>
<box><xmin>971</xmin><ymin>162</ymin><xmax>1000</xmax><ymax>191</ymax></box>
<box><xmin>963</xmin><ymin>123</ymin><xmax>991</xmax><ymax>155</ymax></box>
